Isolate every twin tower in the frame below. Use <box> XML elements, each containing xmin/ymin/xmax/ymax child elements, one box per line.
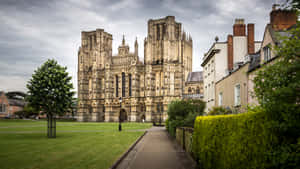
<box><xmin>77</xmin><ymin>16</ymin><xmax>193</xmax><ymax>122</ymax></box>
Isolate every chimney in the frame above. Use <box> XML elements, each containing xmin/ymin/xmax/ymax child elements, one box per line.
<box><xmin>233</xmin><ymin>19</ymin><xmax>246</xmax><ymax>36</ymax></box>
<box><xmin>247</xmin><ymin>24</ymin><xmax>255</xmax><ymax>54</ymax></box>
<box><xmin>270</xmin><ymin>5</ymin><xmax>297</xmax><ymax>31</ymax></box>
<box><xmin>227</xmin><ymin>35</ymin><xmax>233</xmax><ymax>70</ymax></box>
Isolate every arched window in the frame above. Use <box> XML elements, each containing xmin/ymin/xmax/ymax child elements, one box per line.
<box><xmin>196</xmin><ymin>87</ymin><xmax>200</xmax><ymax>94</ymax></box>
<box><xmin>122</xmin><ymin>72</ymin><xmax>125</xmax><ymax>97</ymax></box>
<box><xmin>188</xmin><ymin>87</ymin><xmax>192</xmax><ymax>94</ymax></box>
<box><xmin>115</xmin><ymin>75</ymin><xmax>119</xmax><ymax>97</ymax></box>
<box><xmin>129</xmin><ymin>74</ymin><xmax>132</xmax><ymax>97</ymax></box>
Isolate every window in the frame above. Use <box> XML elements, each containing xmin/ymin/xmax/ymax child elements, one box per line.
<box><xmin>234</xmin><ymin>84</ymin><xmax>241</xmax><ymax>106</ymax></box>
<box><xmin>196</xmin><ymin>87</ymin><xmax>200</xmax><ymax>94</ymax></box>
<box><xmin>129</xmin><ymin>74</ymin><xmax>132</xmax><ymax>97</ymax></box>
<box><xmin>188</xmin><ymin>87</ymin><xmax>192</xmax><ymax>94</ymax></box>
<box><xmin>115</xmin><ymin>75</ymin><xmax>119</xmax><ymax>97</ymax></box>
<box><xmin>89</xmin><ymin>78</ymin><xmax>92</xmax><ymax>92</ymax></box>
<box><xmin>218</xmin><ymin>92</ymin><xmax>223</xmax><ymax>106</ymax></box>
<box><xmin>263</xmin><ymin>46</ymin><xmax>271</xmax><ymax>62</ymax></box>
<box><xmin>122</xmin><ymin>72</ymin><xmax>125</xmax><ymax>97</ymax></box>
<box><xmin>0</xmin><ymin>104</ymin><xmax>6</xmax><ymax>113</ymax></box>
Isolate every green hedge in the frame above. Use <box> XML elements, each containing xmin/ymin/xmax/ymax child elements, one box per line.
<box><xmin>193</xmin><ymin>111</ymin><xmax>274</xmax><ymax>169</ymax></box>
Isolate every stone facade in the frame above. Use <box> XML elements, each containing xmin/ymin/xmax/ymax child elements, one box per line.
<box><xmin>77</xmin><ymin>16</ymin><xmax>193</xmax><ymax>122</ymax></box>
<box><xmin>183</xmin><ymin>72</ymin><xmax>204</xmax><ymax>100</ymax></box>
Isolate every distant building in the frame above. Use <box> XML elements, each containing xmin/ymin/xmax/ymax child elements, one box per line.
<box><xmin>202</xmin><ymin>19</ymin><xmax>261</xmax><ymax>111</ymax></box>
<box><xmin>77</xmin><ymin>16</ymin><xmax>193</xmax><ymax>122</ymax></box>
<box><xmin>0</xmin><ymin>91</ymin><xmax>25</xmax><ymax>118</ymax></box>
<box><xmin>183</xmin><ymin>72</ymin><xmax>204</xmax><ymax>100</ymax></box>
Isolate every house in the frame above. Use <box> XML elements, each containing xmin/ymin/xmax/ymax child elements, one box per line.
<box><xmin>247</xmin><ymin>5</ymin><xmax>297</xmax><ymax>105</ymax></box>
<box><xmin>0</xmin><ymin>91</ymin><xmax>26</xmax><ymax>118</ymax></box>
<box><xmin>215</xmin><ymin>5</ymin><xmax>297</xmax><ymax>111</ymax></box>
<box><xmin>202</xmin><ymin>19</ymin><xmax>261</xmax><ymax>111</ymax></box>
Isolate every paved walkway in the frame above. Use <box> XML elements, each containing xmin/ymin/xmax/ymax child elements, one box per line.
<box><xmin>116</xmin><ymin>126</ymin><xmax>197</xmax><ymax>169</ymax></box>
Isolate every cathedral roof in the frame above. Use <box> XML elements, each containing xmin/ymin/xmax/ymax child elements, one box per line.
<box><xmin>187</xmin><ymin>72</ymin><xmax>203</xmax><ymax>82</ymax></box>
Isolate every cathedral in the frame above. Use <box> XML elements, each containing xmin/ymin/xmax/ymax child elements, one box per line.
<box><xmin>77</xmin><ymin>16</ymin><xmax>194</xmax><ymax>122</ymax></box>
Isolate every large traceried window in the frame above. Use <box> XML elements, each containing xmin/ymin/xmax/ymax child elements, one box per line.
<box><xmin>115</xmin><ymin>75</ymin><xmax>119</xmax><ymax>97</ymax></box>
<box><xmin>129</xmin><ymin>74</ymin><xmax>132</xmax><ymax>97</ymax></box>
<box><xmin>234</xmin><ymin>84</ymin><xmax>241</xmax><ymax>106</ymax></box>
<box><xmin>122</xmin><ymin>72</ymin><xmax>125</xmax><ymax>97</ymax></box>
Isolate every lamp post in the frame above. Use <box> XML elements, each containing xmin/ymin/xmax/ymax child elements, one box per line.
<box><xmin>119</xmin><ymin>97</ymin><xmax>122</xmax><ymax>131</ymax></box>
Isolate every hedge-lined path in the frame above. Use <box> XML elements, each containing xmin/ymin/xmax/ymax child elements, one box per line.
<box><xmin>116</xmin><ymin>126</ymin><xmax>196</xmax><ymax>169</ymax></box>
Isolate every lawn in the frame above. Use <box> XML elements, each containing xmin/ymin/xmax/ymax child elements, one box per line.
<box><xmin>0</xmin><ymin>119</ymin><xmax>152</xmax><ymax>169</ymax></box>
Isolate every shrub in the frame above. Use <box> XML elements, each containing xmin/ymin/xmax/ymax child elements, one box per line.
<box><xmin>207</xmin><ymin>106</ymin><xmax>232</xmax><ymax>116</ymax></box>
<box><xmin>165</xmin><ymin>118</ymin><xmax>169</xmax><ymax>131</ymax></box>
<box><xmin>167</xmin><ymin>99</ymin><xmax>205</xmax><ymax>136</ymax></box>
<box><xmin>14</xmin><ymin>105</ymin><xmax>38</xmax><ymax>118</ymax></box>
<box><xmin>193</xmin><ymin>110</ymin><xmax>273</xmax><ymax>169</ymax></box>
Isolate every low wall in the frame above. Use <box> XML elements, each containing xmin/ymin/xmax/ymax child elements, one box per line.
<box><xmin>176</xmin><ymin>127</ymin><xmax>194</xmax><ymax>154</ymax></box>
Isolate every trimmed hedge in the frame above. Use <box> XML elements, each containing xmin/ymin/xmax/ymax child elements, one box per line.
<box><xmin>193</xmin><ymin>111</ymin><xmax>274</xmax><ymax>169</ymax></box>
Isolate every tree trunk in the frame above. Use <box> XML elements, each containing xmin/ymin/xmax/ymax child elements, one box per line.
<box><xmin>47</xmin><ymin>114</ymin><xmax>56</xmax><ymax>138</ymax></box>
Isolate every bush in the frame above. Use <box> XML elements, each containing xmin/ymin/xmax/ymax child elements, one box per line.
<box><xmin>167</xmin><ymin>99</ymin><xmax>205</xmax><ymax>136</ymax></box>
<box><xmin>165</xmin><ymin>118</ymin><xmax>169</xmax><ymax>131</ymax></box>
<box><xmin>193</xmin><ymin>110</ymin><xmax>273</xmax><ymax>169</ymax></box>
<box><xmin>207</xmin><ymin>106</ymin><xmax>232</xmax><ymax>116</ymax></box>
<box><xmin>14</xmin><ymin>105</ymin><xmax>38</xmax><ymax>118</ymax></box>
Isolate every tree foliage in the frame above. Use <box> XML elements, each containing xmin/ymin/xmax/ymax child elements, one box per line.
<box><xmin>253</xmin><ymin>11</ymin><xmax>300</xmax><ymax>168</ymax></box>
<box><xmin>26</xmin><ymin>59</ymin><xmax>74</xmax><ymax>137</ymax></box>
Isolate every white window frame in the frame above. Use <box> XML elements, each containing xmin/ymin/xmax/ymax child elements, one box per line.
<box><xmin>0</xmin><ymin>104</ymin><xmax>6</xmax><ymax>113</ymax></box>
<box><xmin>234</xmin><ymin>84</ymin><xmax>241</xmax><ymax>106</ymax></box>
<box><xmin>218</xmin><ymin>92</ymin><xmax>223</xmax><ymax>106</ymax></box>
<box><xmin>263</xmin><ymin>45</ymin><xmax>271</xmax><ymax>62</ymax></box>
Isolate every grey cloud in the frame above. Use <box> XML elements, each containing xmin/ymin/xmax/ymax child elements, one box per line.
<box><xmin>0</xmin><ymin>0</ymin><xmax>277</xmax><ymax>93</ymax></box>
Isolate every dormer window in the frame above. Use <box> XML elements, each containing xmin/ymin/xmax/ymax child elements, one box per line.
<box><xmin>263</xmin><ymin>45</ymin><xmax>271</xmax><ymax>62</ymax></box>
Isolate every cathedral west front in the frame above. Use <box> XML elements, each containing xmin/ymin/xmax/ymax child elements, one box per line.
<box><xmin>77</xmin><ymin>16</ymin><xmax>194</xmax><ymax>122</ymax></box>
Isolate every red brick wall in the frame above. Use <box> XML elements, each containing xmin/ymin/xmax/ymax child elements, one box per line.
<box><xmin>0</xmin><ymin>93</ymin><xmax>10</xmax><ymax>117</ymax></box>
<box><xmin>227</xmin><ymin>35</ymin><xmax>233</xmax><ymax>70</ymax></box>
<box><xmin>270</xmin><ymin>10</ymin><xmax>297</xmax><ymax>31</ymax></box>
<box><xmin>247</xmin><ymin>24</ymin><xmax>255</xmax><ymax>54</ymax></box>
<box><xmin>233</xmin><ymin>24</ymin><xmax>246</xmax><ymax>36</ymax></box>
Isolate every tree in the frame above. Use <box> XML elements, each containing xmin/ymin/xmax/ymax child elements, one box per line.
<box><xmin>27</xmin><ymin>59</ymin><xmax>74</xmax><ymax>138</ymax></box>
<box><xmin>253</xmin><ymin>9</ymin><xmax>300</xmax><ymax>168</ymax></box>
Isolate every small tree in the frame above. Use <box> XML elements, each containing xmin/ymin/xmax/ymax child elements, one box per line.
<box><xmin>27</xmin><ymin>59</ymin><xmax>74</xmax><ymax>138</ymax></box>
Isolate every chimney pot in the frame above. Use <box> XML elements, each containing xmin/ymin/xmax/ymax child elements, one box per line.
<box><xmin>233</xmin><ymin>18</ymin><xmax>246</xmax><ymax>36</ymax></box>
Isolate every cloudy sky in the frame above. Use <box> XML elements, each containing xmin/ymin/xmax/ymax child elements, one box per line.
<box><xmin>0</xmin><ymin>0</ymin><xmax>282</xmax><ymax>94</ymax></box>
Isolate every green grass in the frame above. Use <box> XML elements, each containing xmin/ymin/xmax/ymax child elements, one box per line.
<box><xmin>0</xmin><ymin>119</ymin><xmax>152</xmax><ymax>169</ymax></box>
